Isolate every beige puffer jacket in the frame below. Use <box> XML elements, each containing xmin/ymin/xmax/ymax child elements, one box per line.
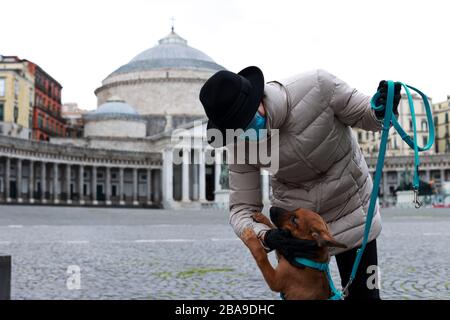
<box><xmin>228</xmin><ymin>69</ymin><xmax>383</xmax><ymax>255</ymax></box>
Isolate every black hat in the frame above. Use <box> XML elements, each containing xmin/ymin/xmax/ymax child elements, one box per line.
<box><xmin>199</xmin><ymin>66</ymin><xmax>264</xmax><ymax>146</ymax></box>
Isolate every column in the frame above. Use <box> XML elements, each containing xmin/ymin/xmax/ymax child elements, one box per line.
<box><xmin>5</xmin><ymin>157</ymin><xmax>11</xmax><ymax>202</ymax></box>
<box><xmin>132</xmin><ymin>167</ymin><xmax>138</xmax><ymax>206</ymax></box>
<box><xmin>91</xmin><ymin>166</ymin><xmax>97</xmax><ymax>205</ymax></box>
<box><xmin>440</xmin><ymin>168</ymin><xmax>445</xmax><ymax>183</ymax></box>
<box><xmin>146</xmin><ymin>168</ymin><xmax>152</xmax><ymax>205</ymax></box>
<box><xmin>40</xmin><ymin>162</ymin><xmax>46</xmax><ymax>204</ymax></box>
<box><xmin>119</xmin><ymin>167</ymin><xmax>125</xmax><ymax>205</ymax></box>
<box><xmin>16</xmin><ymin>159</ymin><xmax>23</xmax><ymax>203</ymax></box>
<box><xmin>192</xmin><ymin>151</ymin><xmax>199</xmax><ymax>201</ymax></box>
<box><xmin>182</xmin><ymin>149</ymin><xmax>190</xmax><ymax>202</ymax></box>
<box><xmin>214</xmin><ymin>149</ymin><xmax>222</xmax><ymax>194</ymax></box>
<box><xmin>53</xmin><ymin>162</ymin><xmax>59</xmax><ymax>204</ymax></box>
<box><xmin>28</xmin><ymin>161</ymin><xmax>34</xmax><ymax>203</ymax></box>
<box><xmin>65</xmin><ymin>164</ymin><xmax>72</xmax><ymax>204</ymax></box>
<box><xmin>199</xmin><ymin>150</ymin><xmax>206</xmax><ymax>202</ymax></box>
<box><xmin>78</xmin><ymin>165</ymin><xmax>84</xmax><ymax>205</ymax></box>
<box><xmin>383</xmin><ymin>171</ymin><xmax>388</xmax><ymax>197</ymax></box>
<box><xmin>105</xmin><ymin>167</ymin><xmax>111</xmax><ymax>205</ymax></box>
<box><xmin>162</xmin><ymin>149</ymin><xmax>173</xmax><ymax>206</ymax></box>
<box><xmin>262</xmin><ymin>170</ymin><xmax>270</xmax><ymax>203</ymax></box>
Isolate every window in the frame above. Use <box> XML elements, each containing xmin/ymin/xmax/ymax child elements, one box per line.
<box><xmin>0</xmin><ymin>78</ymin><xmax>5</xmax><ymax>96</ymax></box>
<box><xmin>14</xmin><ymin>79</ymin><xmax>19</xmax><ymax>99</ymax></box>
<box><xmin>13</xmin><ymin>105</ymin><xmax>19</xmax><ymax>123</ymax></box>
<box><xmin>0</xmin><ymin>103</ymin><xmax>4</xmax><ymax>121</ymax></box>
<box><xmin>29</xmin><ymin>88</ymin><xmax>33</xmax><ymax>107</ymax></box>
<box><xmin>422</xmin><ymin>120</ymin><xmax>427</xmax><ymax>131</ymax></box>
<box><xmin>446</xmin><ymin>113</ymin><xmax>449</xmax><ymax>124</ymax></box>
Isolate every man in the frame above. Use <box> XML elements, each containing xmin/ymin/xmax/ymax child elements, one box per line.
<box><xmin>199</xmin><ymin>66</ymin><xmax>400</xmax><ymax>299</ymax></box>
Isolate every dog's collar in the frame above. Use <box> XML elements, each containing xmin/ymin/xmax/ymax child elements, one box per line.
<box><xmin>280</xmin><ymin>257</ymin><xmax>343</xmax><ymax>300</ymax></box>
<box><xmin>293</xmin><ymin>257</ymin><xmax>328</xmax><ymax>272</ymax></box>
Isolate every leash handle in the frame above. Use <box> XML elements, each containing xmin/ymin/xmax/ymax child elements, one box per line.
<box><xmin>345</xmin><ymin>81</ymin><xmax>435</xmax><ymax>289</ymax></box>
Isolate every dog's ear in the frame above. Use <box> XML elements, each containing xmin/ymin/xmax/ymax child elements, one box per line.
<box><xmin>312</xmin><ymin>231</ymin><xmax>347</xmax><ymax>249</ymax></box>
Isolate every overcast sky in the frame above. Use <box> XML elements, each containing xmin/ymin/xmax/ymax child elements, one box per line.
<box><xmin>1</xmin><ymin>0</ymin><xmax>449</xmax><ymax>110</ymax></box>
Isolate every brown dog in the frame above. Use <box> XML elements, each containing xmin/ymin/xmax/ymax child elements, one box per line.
<box><xmin>241</xmin><ymin>207</ymin><xmax>347</xmax><ymax>300</ymax></box>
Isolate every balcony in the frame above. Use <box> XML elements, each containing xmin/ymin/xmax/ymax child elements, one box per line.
<box><xmin>34</xmin><ymin>105</ymin><xmax>65</xmax><ymax>122</ymax></box>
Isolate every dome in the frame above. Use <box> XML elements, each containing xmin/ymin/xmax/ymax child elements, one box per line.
<box><xmin>83</xmin><ymin>96</ymin><xmax>146</xmax><ymax>138</ymax></box>
<box><xmin>85</xmin><ymin>96</ymin><xmax>141</xmax><ymax>120</ymax></box>
<box><xmin>109</xmin><ymin>30</ymin><xmax>225</xmax><ymax>75</ymax></box>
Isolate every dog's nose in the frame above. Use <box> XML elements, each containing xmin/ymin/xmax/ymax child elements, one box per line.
<box><xmin>270</xmin><ymin>206</ymin><xmax>288</xmax><ymax>227</ymax></box>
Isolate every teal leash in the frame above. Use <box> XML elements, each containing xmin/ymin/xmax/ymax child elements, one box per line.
<box><xmin>341</xmin><ymin>80</ymin><xmax>435</xmax><ymax>297</ymax></box>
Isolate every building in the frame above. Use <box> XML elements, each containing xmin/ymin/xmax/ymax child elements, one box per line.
<box><xmin>0</xmin><ymin>29</ymin><xmax>230</xmax><ymax>208</ymax></box>
<box><xmin>29</xmin><ymin>62</ymin><xmax>66</xmax><ymax>141</ymax></box>
<box><xmin>0</xmin><ymin>55</ymin><xmax>35</xmax><ymax>139</ymax></box>
<box><xmin>94</xmin><ymin>28</ymin><xmax>225</xmax><ymax>136</ymax></box>
<box><xmin>433</xmin><ymin>96</ymin><xmax>450</xmax><ymax>154</ymax></box>
<box><xmin>62</xmin><ymin>102</ymin><xmax>88</xmax><ymax>138</ymax></box>
<box><xmin>355</xmin><ymin>93</ymin><xmax>434</xmax><ymax>158</ymax></box>
<box><xmin>0</xmin><ymin>55</ymin><xmax>67</xmax><ymax>141</ymax></box>
<box><xmin>353</xmin><ymin>92</ymin><xmax>450</xmax><ymax>203</ymax></box>
<box><xmin>0</xmin><ymin>135</ymin><xmax>161</xmax><ymax>205</ymax></box>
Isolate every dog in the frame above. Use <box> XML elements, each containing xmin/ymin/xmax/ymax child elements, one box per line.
<box><xmin>240</xmin><ymin>207</ymin><xmax>347</xmax><ymax>300</ymax></box>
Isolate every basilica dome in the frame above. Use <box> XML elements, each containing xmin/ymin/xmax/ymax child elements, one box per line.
<box><xmin>87</xmin><ymin>96</ymin><xmax>139</xmax><ymax>118</ymax></box>
<box><xmin>94</xmin><ymin>29</ymin><xmax>226</xmax><ymax>135</ymax></box>
<box><xmin>84</xmin><ymin>97</ymin><xmax>146</xmax><ymax>138</ymax></box>
<box><xmin>110</xmin><ymin>31</ymin><xmax>224</xmax><ymax>75</ymax></box>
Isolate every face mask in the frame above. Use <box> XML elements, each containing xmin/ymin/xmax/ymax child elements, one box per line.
<box><xmin>239</xmin><ymin>111</ymin><xmax>267</xmax><ymax>141</ymax></box>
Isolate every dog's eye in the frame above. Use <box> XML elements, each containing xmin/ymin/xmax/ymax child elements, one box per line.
<box><xmin>290</xmin><ymin>216</ymin><xmax>298</xmax><ymax>226</ymax></box>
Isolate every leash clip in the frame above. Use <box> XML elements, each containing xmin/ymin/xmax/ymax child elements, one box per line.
<box><xmin>342</xmin><ymin>279</ymin><xmax>352</xmax><ymax>299</ymax></box>
<box><xmin>413</xmin><ymin>189</ymin><xmax>422</xmax><ymax>209</ymax></box>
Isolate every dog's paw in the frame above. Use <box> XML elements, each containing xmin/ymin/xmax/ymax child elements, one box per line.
<box><xmin>252</xmin><ymin>212</ymin><xmax>274</xmax><ymax>227</ymax></box>
<box><xmin>241</xmin><ymin>228</ymin><xmax>258</xmax><ymax>246</ymax></box>
<box><xmin>241</xmin><ymin>228</ymin><xmax>267</xmax><ymax>259</ymax></box>
<box><xmin>241</xmin><ymin>227</ymin><xmax>257</xmax><ymax>240</ymax></box>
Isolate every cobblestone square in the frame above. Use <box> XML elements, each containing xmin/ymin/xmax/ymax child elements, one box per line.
<box><xmin>0</xmin><ymin>205</ymin><xmax>449</xmax><ymax>300</ymax></box>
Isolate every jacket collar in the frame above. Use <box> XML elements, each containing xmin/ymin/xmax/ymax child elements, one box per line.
<box><xmin>262</xmin><ymin>81</ymin><xmax>288</xmax><ymax>136</ymax></box>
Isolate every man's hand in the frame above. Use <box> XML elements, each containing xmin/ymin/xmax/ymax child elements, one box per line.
<box><xmin>374</xmin><ymin>80</ymin><xmax>402</xmax><ymax>118</ymax></box>
<box><xmin>263</xmin><ymin>229</ymin><xmax>319</xmax><ymax>264</ymax></box>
